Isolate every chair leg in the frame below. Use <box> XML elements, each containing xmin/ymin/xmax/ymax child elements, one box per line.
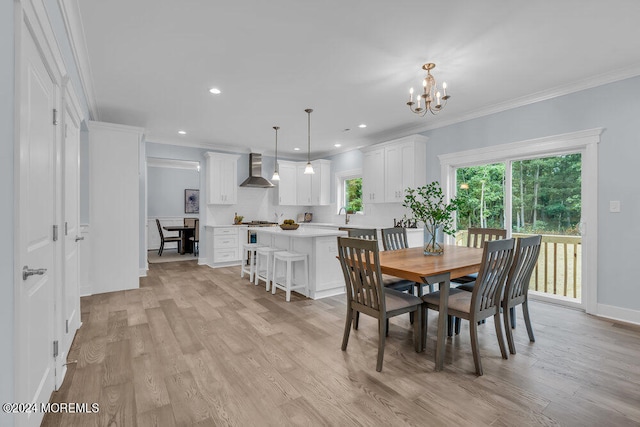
<box><xmin>342</xmin><ymin>307</ymin><xmax>353</xmax><ymax>351</ymax></box>
<box><xmin>494</xmin><ymin>313</ymin><xmax>508</xmax><ymax>359</ymax></box>
<box><xmin>158</xmin><ymin>241</ymin><xmax>164</xmax><ymax>256</ymax></box>
<box><xmin>469</xmin><ymin>319</ymin><xmax>483</xmax><ymax>376</ymax></box>
<box><xmin>510</xmin><ymin>306</ymin><xmax>516</xmax><ymax>329</ymax></box>
<box><xmin>386</xmin><ymin>319</ymin><xmax>390</xmax><ymax>337</ymax></box>
<box><xmin>504</xmin><ymin>303</ymin><xmax>517</xmax><ymax>355</ymax></box>
<box><xmin>354</xmin><ymin>311</ymin><xmax>359</xmax><ymax>330</ymax></box>
<box><xmin>455</xmin><ymin>317</ymin><xmax>461</xmax><ymax>335</ymax></box>
<box><xmin>377</xmin><ymin>316</ymin><xmax>387</xmax><ymax>372</ymax></box>
<box><xmin>447</xmin><ymin>315</ymin><xmax>454</xmax><ymax>337</ymax></box>
<box><xmin>522</xmin><ymin>301</ymin><xmax>535</xmax><ymax>343</ymax></box>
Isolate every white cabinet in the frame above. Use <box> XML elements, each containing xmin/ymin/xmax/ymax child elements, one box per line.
<box><xmin>208</xmin><ymin>226</ymin><xmax>244</xmax><ymax>267</ymax></box>
<box><xmin>385</xmin><ymin>140</ymin><xmax>426</xmax><ymax>203</ymax></box>
<box><xmin>362</xmin><ymin>135</ymin><xmax>427</xmax><ymax>204</ymax></box>
<box><xmin>362</xmin><ymin>148</ymin><xmax>384</xmax><ymax>203</ymax></box>
<box><xmin>277</xmin><ymin>159</ymin><xmax>331</xmax><ymax>206</ymax></box>
<box><xmin>205</xmin><ymin>152</ymin><xmax>239</xmax><ymax>205</ymax></box>
<box><xmin>296</xmin><ymin>164</ymin><xmax>312</xmax><ymax>205</ymax></box>
<box><xmin>311</xmin><ymin>160</ymin><xmax>331</xmax><ymax>206</ymax></box>
<box><xmin>277</xmin><ymin>161</ymin><xmax>297</xmax><ymax>205</ymax></box>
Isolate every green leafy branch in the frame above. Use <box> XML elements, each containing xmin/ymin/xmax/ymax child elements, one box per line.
<box><xmin>403</xmin><ymin>182</ymin><xmax>460</xmax><ymax>236</ymax></box>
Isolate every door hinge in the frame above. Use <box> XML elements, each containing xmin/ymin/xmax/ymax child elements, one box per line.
<box><xmin>65</xmin><ymin>222</ymin><xmax>68</xmax><ymax>236</ymax></box>
<box><xmin>66</xmin><ymin>319</ymin><xmax>69</xmax><ymax>334</ymax></box>
<box><xmin>53</xmin><ymin>109</ymin><xmax>59</xmax><ymax>125</ymax></box>
<box><xmin>53</xmin><ymin>225</ymin><xmax>58</xmax><ymax>242</ymax></box>
<box><xmin>53</xmin><ymin>340</ymin><xmax>59</xmax><ymax>358</ymax></box>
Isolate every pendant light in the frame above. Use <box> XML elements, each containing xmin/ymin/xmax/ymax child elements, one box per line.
<box><xmin>304</xmin><ymin>108</ymin><xmax>315</xmax><ymax>174</ymax></box>
<box><xmin>271</xmin><ymin>126</ymin><xmax>280</xmax><ymax>181</ymax></box>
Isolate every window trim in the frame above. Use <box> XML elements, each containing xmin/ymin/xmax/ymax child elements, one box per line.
<box><xmin>335</xmin><ymin>168</ymin><xmax>362</xmax><ymax>215</ymax></box>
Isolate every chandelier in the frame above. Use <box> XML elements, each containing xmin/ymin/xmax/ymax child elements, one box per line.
<box><xmin>406</xmin><ymin>63</ymin><xmax>450</xmax><ymax>116</ymax></box>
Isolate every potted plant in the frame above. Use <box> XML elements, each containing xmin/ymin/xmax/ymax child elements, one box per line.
<box><xmin>403</xmin><ymin>181</ymin><xmax>459</xmax><ymax>255</ymax></box>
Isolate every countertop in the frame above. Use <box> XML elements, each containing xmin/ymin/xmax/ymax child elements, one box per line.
<box><xmin>248</xmin><ymin>226</ymin><xmax>348</xmax><ymax>238</ymax></box>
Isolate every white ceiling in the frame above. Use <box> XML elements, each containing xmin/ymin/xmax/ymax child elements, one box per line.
<box><xmin>71</xmin><ymin>0</ymin><xmax>640</xmax><ymax>159</ymax></box>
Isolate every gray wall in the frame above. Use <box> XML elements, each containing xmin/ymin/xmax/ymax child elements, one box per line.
<box><xmin>0</xmin><ymin>1</ymin><xmax>14</xmax><ymax>424</ymax></box>
<box><xmin>420</xmin><ymin>75</ymin><xmax>640</xmax><ymax>312</ymax></box>
<box><xmin>148</xmin><ymin>166</ymin><xmax>201</xmax><ymax>216</ymax></box>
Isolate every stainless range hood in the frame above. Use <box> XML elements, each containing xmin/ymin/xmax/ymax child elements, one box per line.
<box><xmin>239</xmin><ymin>153</ymin><xmax>274</xmax><ymax>188</ymax></box>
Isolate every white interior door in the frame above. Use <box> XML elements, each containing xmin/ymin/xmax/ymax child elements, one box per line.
<box><xmin>17</xmin><ymin>18</ymin><xmax>58</xmax><ymax>427</ymax></box>
<box><xmin>59</xmin><ymin>99</ymin><xmax>82</xmax><ymax>377</ymax></box>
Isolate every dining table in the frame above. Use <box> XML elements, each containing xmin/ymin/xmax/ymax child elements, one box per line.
<box><xmin>163</xmin><ymin>225</ymin><xmax>195</xmax><ymax>255</ymax></box>
<box><xmin>377</xmin><ymin>244</ymin><xmax>483</xmax><ymax>371</ymax></box>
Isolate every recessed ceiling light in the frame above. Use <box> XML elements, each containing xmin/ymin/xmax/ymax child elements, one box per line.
<box><xmin>294</xmin><ymin>147</ymin><xmax>300</xmax><ymax>151</ymax></box>
<box><xmin>209</xmin><ymin>88</ymin><xmax>221</xmax><ymax>94</ymax></box>
<box><xmin>358</xmin><ymin>124</ymin><xmax>367</xmax><ymax>128</ymax></box>
<box><xmin>334</xmin><ymin>143</ymin><xmax>342</xmax><ymax>147</ymax></box>
<box><xmin>178</xmin><ymin>130</ymin><xmax>187</xmax><ymax>135</ymax></box>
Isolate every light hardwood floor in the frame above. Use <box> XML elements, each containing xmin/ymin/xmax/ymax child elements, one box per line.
<box><xmin>43</xmin><ymin>261</ymin><xmax>640</xmax><ymax>426</ymax></box>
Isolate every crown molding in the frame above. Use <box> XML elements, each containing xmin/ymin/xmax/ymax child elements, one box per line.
<box><xmin>147</xmin><ymin>157</ymin><xmax>200</xmax><ymax>170</ymax></box>
<box><xmin>57</xmin><ymin>0</ymin><xmax>99</xmax><ymax>120</ymax></box>
<box><xmin>419</xmin><ymin>64</ymin><xmax>640</xmax><ymax>133</ymax></box>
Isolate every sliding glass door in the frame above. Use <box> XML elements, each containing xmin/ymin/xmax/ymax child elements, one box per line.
<box><xmin>454</xmin><ymin>153</ymin><xmax>583</xmax><ymax>305</ymax></box>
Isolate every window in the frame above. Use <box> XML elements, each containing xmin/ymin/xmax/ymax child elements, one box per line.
<box><xmin>336</xmin><ymin>169</ymin><xmax>363</xmax><ymax>214</ymax></box>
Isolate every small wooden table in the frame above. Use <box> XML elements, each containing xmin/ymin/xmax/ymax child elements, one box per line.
<box><xmin>377</xmin><ymin>244</ymin><xmax>483</xmax><ymax>370</ymax></box>
<box><xmin>163</xmin><ymin>225</ymin><xmax>195</xmax><ymax>254</ymax></box>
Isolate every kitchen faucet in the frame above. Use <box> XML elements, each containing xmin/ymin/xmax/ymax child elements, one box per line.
<box><xmin>338</xmin><ymin>207</ymin><xmax>350</xmax><ymax>225</ymax></box>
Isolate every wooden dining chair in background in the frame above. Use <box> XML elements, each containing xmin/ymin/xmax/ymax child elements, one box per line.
<box><xmin>184</xmin><ymin>217</ymin><xmax>197</xmax><ymax>228</ymax></box>
<box><xmin>381</xmin><ymin>227</ymin><xmax>408</xmax><ymax>251</ymax></box>
<box><xmin>502</xmin><ymin>235</ymin><xmax>542</xmax><ymax>354</ymax></box>
<box><xmin>189</xmin><ymin>218</ymin><xmax>200</xmax><ymax>257</ymax></box>
<box><xmin>155</xmin><ymin>219</ymin><xmax>181</xmax><ymax>256</ymax></box>
<box><xmin>454</xmin><ymin>227</ymin><xmax>508</xmax><ymax>289</ymax></box>
<box><xmin>421</xmin><ymin>238</ymin><xmax>515</xmax><ymax>375</ymax></box>
<box><xmin>337</xmin><ymin>237</ymin><xmax>422</xmax><ymax>372</ymax></box>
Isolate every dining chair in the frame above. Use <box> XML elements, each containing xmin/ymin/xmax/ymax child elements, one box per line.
<box><xmin>452</xmin><ymin>227</ymin><xmax>509</xmax><ymax>334</ymax></box>
<box><xmin>381</xmin><ymin>227</ymin><xmax>408</xmax><ymax>251</ymax></box>
<box><xmin>337</xmin><ymin>236</ymin><xmax>422</xmax><ymax>372</ymax></box>
<box><xmin>455</xmin><ymin>227</ymin><xmax>508</xmax><ymax>288</ymax></box>
<box><xmin>155</xmin><ymin>219</ymin><xmax>181</xmax><ymax>256</ymax></box>
<box><xmin>421</xmin><ymin>238</ymin><xmax>515</xmax><ymax>375</ymax></box>
<box><xmin>184</xmin><ymin>217</ymin><xmax>197</xmax><ymax>228</ymax></box>
<box><xmin>502</xmin><ymin>235</ymin><xmax>541</xmax><ymax>354</ymax></box>
<box><xmin>189</xmin><ymin>218</ymin><xmax>200</xmax><ymax>257</ymax></box>
<box><xmin>348</xmin><ymin>228</ymin><xmax>414</xmax><ymax>330</ymax></box>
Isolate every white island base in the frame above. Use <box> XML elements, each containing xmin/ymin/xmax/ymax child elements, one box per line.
<box><xmin>251</xmin><ymin>227</ymin><xmax>348</xmax><ymax>300</ymax></box>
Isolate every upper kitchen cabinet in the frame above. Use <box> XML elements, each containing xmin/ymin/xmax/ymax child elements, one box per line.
<box><xmin>277</xmin><ymin>161</ymin><xmax>297</xmax><ymax>205</ymax></box>
<box><xmin>278</xmin><ymin>159</ymin><xmax>331</xmax><ymax>206</ymax></box>
<box><xmin>296</xmin><ymin>164</ymin><xmax>312</xmax><ymax>205</ymax></box>
<box><xmin>362</xmin><ymin>134</ymin><xmax>428</xmax><ymax>203</ymax></box>
<box><xmin>311</xmin><ymin>160</ymin><xmax>330</xmax><ymax>206</ymax></box>
<box><xmin>205</xmin><ymin>152</ymin><xmax>240</xmax><ymax>204</ymax></box>
<box><xmin>362</xmin><ymin>148</ymin><xmax>384</xmax><ymax>203</ymax></box>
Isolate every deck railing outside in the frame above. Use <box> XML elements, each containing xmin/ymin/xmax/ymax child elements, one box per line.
<box><xmin>455</xmin><ymin>231</ymin><xmax>582</xmax><ymax>299</ymax></box>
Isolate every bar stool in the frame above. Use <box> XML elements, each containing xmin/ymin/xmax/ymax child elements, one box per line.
<box><xmin>241</xmin><ymin>242</ymin><xmax>263</xmax><ymax>282</ymax></box>
<box><xmin>254</xmin><ymin>246</ymin><xmax>283</xmax><ymax>291</ymax></box>
<box><xmin>272</xmin><ymin>251</ymin><xmax>308</xmax><ymax>302</ymax></box>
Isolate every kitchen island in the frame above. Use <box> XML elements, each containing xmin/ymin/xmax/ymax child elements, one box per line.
<box><xmin>250</xmin><ymin>227</ymin><xmax>348</xmax><ymax>300</ymax></box>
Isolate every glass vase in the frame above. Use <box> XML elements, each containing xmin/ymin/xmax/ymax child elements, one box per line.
<box><xmin>423</xmin><ymin>223</ymin><xmax>444</xmax><ymax>256</ymax></box>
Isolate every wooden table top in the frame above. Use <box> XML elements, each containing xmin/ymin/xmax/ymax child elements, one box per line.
<box><xmin>377</xmin><ymin>244</ymin><xmax>484</xmax><ymax>284</ymax></box>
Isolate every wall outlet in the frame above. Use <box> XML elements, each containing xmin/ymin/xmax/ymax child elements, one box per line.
<box><xmin>609</xmin><ymin>200</ymin><xmax>621</xmax><ymax>213</ymax></box>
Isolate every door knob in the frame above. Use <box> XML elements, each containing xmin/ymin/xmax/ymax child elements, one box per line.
<box><xmin>75</xmin><ymin>236</ymin><xmax>85</xmax><ymax>242</ymax></box>
<box><xmin>22</xmin><ymin>266</ymin><xmax>47</xmax><ymax>281</ymax></box>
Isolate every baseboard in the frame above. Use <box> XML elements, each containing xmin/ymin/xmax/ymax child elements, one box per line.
<box><xmin>139</xmin><ymin>268</ymin><xmax>147</xmax><ymax>277</ymax></box>
<box><xmin>596</xmin><ymin>303</ymin><xmax>640</xmax><ymax>326</ymax></box>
